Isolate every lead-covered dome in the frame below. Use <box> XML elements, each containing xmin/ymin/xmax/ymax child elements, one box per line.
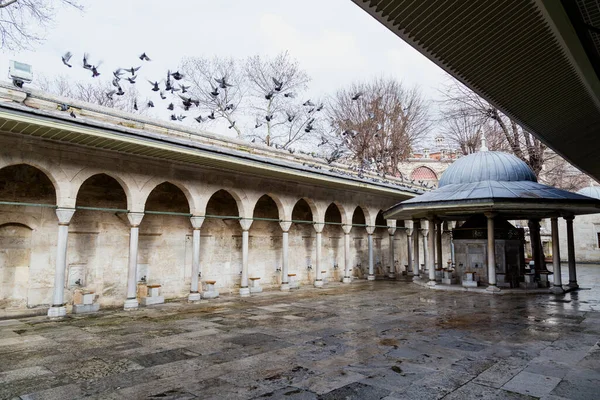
<box><xmin>577</xmin><ymin>186</ymin><xmax>600</xmax><ymax>200</ymax></box>
<box><xmin>439</xmin><ymin>151</ymin><xmax>537</xmax><ymax>188</ymax></box>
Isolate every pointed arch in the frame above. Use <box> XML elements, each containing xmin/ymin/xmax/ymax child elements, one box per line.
<box><xmin>411</xmin><ymin>166</ymin><xmax>438</xmax><ymax>181</ymax></box>
<box><xmin>144</xmin><ymin>182</ymin><xmax>191</xmax><ymax>214</ymax></box>
<box><xmin>71</xmin><ymin>169</ymin><xmax>134</xmax><ymax>211</ymax></box>
<box><xmin>292</xmin><ymin>197</ymin><xmax>318</xmax><ymax>223</ymax></box>
<box><xmin>324</xmin><ymin>201</ymin><xmax>348</xmax><ymax>225</ymax></box>
<box><xmin>203</xmin><ymin>188</ymin><xmax>245</xmax><ymax>217</ymax></box>
<box><xmin>0</xmin><ymin>163</ymin><xmax>59</xmax><ymax>205</ymax></box>
<box><xmin>139</xmin><ymin>179</ymin><xmax>197</xmax><ymax>214</ymax></box>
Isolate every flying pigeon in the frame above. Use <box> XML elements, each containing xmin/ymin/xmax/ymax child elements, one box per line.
<box><xmin>127</xmin><ymin>66</ymin><xmax>141</xmax><ymax>75</ymax></box>
<box><xmin>171</xmin><ymin>71</ymin><xmax>184</xmax><ymax>80</ymax></box>
<box><xmin>215</xmin><ymin>76</ymin><xmax>232</xmax><ymax>88</ymax></box>
<box><xmin>139</xmin><ymin>52</ymin><xmax>151</xmax><ymax>61</ymax></box>
<box><xmin>82</xmin><ymin>53</ymin><xmax>92</xmax><ymax>70</ymax></box>
<box><xmin>61</xmin><ymin>51</ymin><xmax>73</xmax><ymax>67</ymax></box>
<box><xmin>303</xmin><ymin>100</ymin><xmax>315</xmax><ymax>107</ymax></box>
<box><xmin>272</xmin><ymin>77</ymin><xmax>283</xmax><ymax>91</ymax></box>
<box><xmin>228</xmin><ymin>121</ymin><xmax>236</xmax><ymax>129</ymax></box>
<box><xmin>352</xmin><ymin>92</ymin><xmax>363</xmax><ymax>101</ymax></box>
<box><xmin>148</xmin><ymin>80</ymin><xmax>160</xmax><ymax>91</ymax></box>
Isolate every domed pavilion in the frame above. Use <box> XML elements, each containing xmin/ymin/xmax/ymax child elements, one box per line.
<box><xmin>384</xmin><ymin>143</ymin><xmax>600</xmax><ymax>293</ymax></box>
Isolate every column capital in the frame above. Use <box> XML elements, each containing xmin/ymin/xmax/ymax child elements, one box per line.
<box><xmin>55</xmin><ymin>208</ymin><xmax>75</xmax><ymax>225</ymax></box>
<box><xmin>279</xmin><ymin>221</ymin><xmax>292</xmax><ymax>232</ymax></box>
<box><xmin>405</xmin><ymin>227</ymin><xmax>414</xmax><ymax>236</ymax></box>
<box><xmin>341</xmin><ymin>224</ymin><xmax>352</xmax><ymax>234</ymax></box>
<box><xmin>239</xmin><ymin>218</ymin><xmax>253</xmax><ymax>231</ymax></box>
<box><xmin>405</xmin><ymin>220</ymin><xmax>414</xmax><ymax>229</ymax></box>
<box><xmin>127</xmin><ymin>212</ymin><xmax>144</xmax><ymax>227</ymax></box>
<box><xmin>563</xmin><ymin>214</ymin><xmax>575</xmax><ymax>222</ymax></box>
<box><xmin>484</xmin><ymin>211</ymin><xmax>497</xmax><ymax>219</ymax></box>
<box><xmin>313</xmin><ymin>222</ymin><xmax>324</xmax><ymax>233</ymax></box>
<box><xmin>190</xmin><ymin>216</ymin><xmax>205</xmax><ymax>230</ymax></box>
<box><xmin>386</xmin><ymin>220</ymin><xmax>397</xmax><ymax>229</ymax></box>
<box><xmin>388</xmin><ymin>227</ymin><xmax>397</xmax><ymax>236</ymax></box>
<box><xmin>366</xmin><ymin>225</ymin><xmax>376</xmax><ymax>235</ymax></box>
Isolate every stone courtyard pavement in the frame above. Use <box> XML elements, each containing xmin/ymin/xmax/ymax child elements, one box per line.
<box><xmin>1</xmin><ymin>267</ymin><xmax>599</xmax><ymax>400</ymax></box>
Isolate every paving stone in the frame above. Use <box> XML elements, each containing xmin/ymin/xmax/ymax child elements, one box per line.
<box><xmin>131</xmin><ymin>347</ymin><xmax>200</xmax><ymax>367</ymax></box>
<box><xmin>502</xmin><ymin>371</ymin><xmax>562</xmax><ymax>398</ymax></box>
<box><xmin>550</xmin><ymin>368</ymin><xmax>600</xmax><ymax>400</ymax></box>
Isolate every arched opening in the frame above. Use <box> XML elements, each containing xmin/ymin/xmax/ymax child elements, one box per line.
<box><xmin>203</xmin><ymin>190</ymin><xmax>242</xmax><ymax>287</ymax></box>
<box><xmin>0</xmin><ymin>223</ymin><xmax>32</xmax><ymax>308</ymax></box>
<box><xmin>375</xmin><ymin>210</ymin><xmax>387</xmax><ymax>276</ymax></box>
<box><xmin>0</xmin><ymin>165</ymin><xmax>56</xmax><ymax>309</ymax></box>
<box><xmin>291</xmin><ymin>198</ymin><xmax>315</xmax><ymax>282</ymax></box>
<box><xmin>411</xmin><ymin>166</ymin><xmax>438</xmax><ymax>181</ymax></box>
<box><xmin>352</xmin><ymin>207</ymin><xmax>368</xmax><ymax>277</ymax></box>
<box><xmin>139</xmin><ymin>183</ymin><xmax>191</xmax><ymax>297</ymax></box>
<box><xmin>324</xmin><ymin>203</ymin><xmax>344</xmax><ymax>281</ymax></box>
<box><xmin>0</xmin><ymin>164</ymin><xmax>56</xmax><ymax>204</ymax></box>
<box><xmin>71</xmin><ymin>174</ymin><xmax>129</xmax><ymax>301</ymax></box>
<box><xmin>252</xmin><ymin>195</ymin><xmax>282</xmax><ymax>285</ymax></box>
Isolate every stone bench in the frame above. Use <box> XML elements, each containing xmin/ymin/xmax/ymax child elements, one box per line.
<box><xmin>462</xmin><ymin>271</ymin><xmax>477</xmax><ymax>288</ymax></box>
<box><xmin>73</xmin><ymin>289</ymin><xmax>100</xmax><ymax>314</ymax></box>
<box><xmin>203</xmin><ymin>280</ymin><xmax>219</xmax><ymax>299</ymax></box>
<box><xmin>140</xmin><ymin>284</ymin><xmax>164</xmax><ymax>306</ymax></box>
<box><xmin>288</xmin><ymin>273</ymin><xmax>300</xmax><ymax>289</ymax></box>
<box><xmin>249</xmin><ymin>277</ymin><xmax>262</xmax><ymax>293</ymax></box>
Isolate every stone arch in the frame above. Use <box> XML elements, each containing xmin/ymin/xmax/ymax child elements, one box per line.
<box><xmin>324</xmin><ymin>202</ymin><xmax>348</xmax><ymax>226</ymax></box>
<box><xmin>71</xmin><ymin>169</ymin><xmax>134</xmax><ymax>211</ymax></box>
<box><xmin>252</xmin><ymin>194</ymin><xmax>281</xmax><ymax>220</ymax></box>
<box><xmin>203</xmin><ymin>188</ymin><xmax>245</xmax><ymax>218</ymax></box>
<box><xmin>252</xmin><ymin>193</ymin><xmax>288</xmax><ymax>221</ymax></box>
<box><xmin>139</xmin><ymin>179</ymin><xmax>197</xmax><ymax>214</ymax></box>
<box><xmin>0</xmin><ymin>163</ymin><xmax>58</xmax><ymax>205</ymax></box>
<box><xmin>144</xmin><ymin>182</ymin><xmax>191</xmax><ymax>214</ymax></box>
<box><xmin>410</xmin><ymin>166</ymin><xmax>438</xmax><ymax>181</ymax></box>
<box><xmin>292</xmin><ymin>198</ymin><xmax>318</xmax><ymax>223</ymax></box>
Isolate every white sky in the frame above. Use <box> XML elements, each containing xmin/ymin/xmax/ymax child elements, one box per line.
<box><xmin>0</xmin><ymin>0</ymin><xmax>450</xmax><ymax>139</ymax></box>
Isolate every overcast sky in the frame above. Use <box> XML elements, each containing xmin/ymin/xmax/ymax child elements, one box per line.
<box><xmin>0</xmin><ymin>0</ymin><xmax>450</xmax><ymax>138</ymax></box>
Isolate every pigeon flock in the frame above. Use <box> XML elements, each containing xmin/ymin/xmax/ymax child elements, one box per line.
<box><xmin>55</xmin><ymin>51</ymin><xmax>430</xmax><ymax>191</ymax></box>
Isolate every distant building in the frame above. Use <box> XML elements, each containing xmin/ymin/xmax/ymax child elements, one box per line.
<box><xmin>398</xmin><ymin>135</ymin><xmax>460</xmax><ymax>186</ymax></box>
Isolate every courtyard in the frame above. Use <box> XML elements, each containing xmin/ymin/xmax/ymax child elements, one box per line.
<box><xmin>1</xmin><ymin>266</ymin><xmax>599</xmax><ymax>400</ymax></box>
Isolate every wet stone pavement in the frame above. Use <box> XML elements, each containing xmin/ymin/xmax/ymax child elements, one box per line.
<box><xmin>1</xmin><ymin>266</ymin><xmax>599</xmax><ymax>400</ymax></box>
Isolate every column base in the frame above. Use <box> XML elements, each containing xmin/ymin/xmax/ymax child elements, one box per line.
<box><xmin>568</xmin><ymin>281</ymin><xmax>579</xmax><ymax>289</ymax></box>
<box><xmin>124</xmin><ymin>298</ymin><xmax>139</xmax><ymax>310</ymax></box>
<box><xmin>427</xmin><ymin>280</ymin><xmax>437</xmax><ymax>287</ymax></box>
<box><xmin>388</xmin><ymin>273</ymin><xmax>396</xmax><ymax>279</ymax></box>
<box><xmin>486</xmin><ymin>285</ymin><xmax>501</xmax><ymax>293</ymax></box>
<box><xmin>550</xmin><ymin>285</ymin><xmax>565</xmax><ymax>294</ymax></box>
<box><xmin>188</xmin><ymin>292</ymin><xmax>202</xmax><ymax>302</ymax></box>
<box><xmin>47</xmin><ymin>305</ymin><xmax>66</xmax><ymax>318</ymax></box>
<box><xmin>280</xmin><ymin>283</ymin><xmax>290</xmax><ymax>291</ymax></box>
<box><xmin>342</xmin><ymin>277</ymin><xmax>352</xmax><ymax>284</ymax></box>
<box><xmin>314</xmin><ymin>279</ymin><xmax>323</xmax><ymax>288</ymax></box>
<box><xmin>367</xmin><ymin>275</ymin><xmax>375</xmax><ymax>281</ymax></box>
<box><xmin>239</xmin><ymin>287</ymin><xmax>250</xmax><ymax>297</ymax></box>
<box><xmin>412</xmin><ymin>275</ymin><xmax>421</xmax><ymax>282</ymax></box>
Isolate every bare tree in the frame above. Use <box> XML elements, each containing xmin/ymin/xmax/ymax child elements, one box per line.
<box><xmin>440</xmin><ymin>80</ymin><xmax>546</xmax><ymax>175</ymax></box>
<box><xmin>326</xmin><ymin>77</ymin><xmax>430</xmax><ymax>175</ymax></box>
<box><xmin>0</xmin><ymin>0</ymin><xmax>83</xmax><ymax>50</ymax></box>
<box><xmin>245</xmin><ymin>51</ymin><xmax>312</xmax><ymax>147</ymax></box>
<box><xmin>180</xmin><ymin>56</ymin><xmax>245</xmax><ymax>136</ymax></box>
<box><xmin>36</xmin><ymin>74</ymin><xmax>145</xmax><ymax>115</ymax></box>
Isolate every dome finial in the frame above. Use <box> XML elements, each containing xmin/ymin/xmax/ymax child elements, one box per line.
<box><xmin>480</xmin><ymin>135</ymin><xmax>488</xmax><ymax>152</ymax></box>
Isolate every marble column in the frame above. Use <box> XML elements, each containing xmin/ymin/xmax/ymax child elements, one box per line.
<box><xmin>314</xmin><ymin>223</ymin><xmax>324</xmax><ymax>288</ymax></box>
<box><xmin>47</xmin><ymin>208</ymin><xmax>76</xmax><ymax>318</ymax></box>
<box><xmin>485</xmin><ymin>212</ymin><xmax>500</xmax><ymax>292</ymax></box>
<box><xmin>342</xmin><ymin>224</ymin><xmax>352</xmax><ymax>283</ymax></box>
<box><xmin>188</xmin><ymin>216</ymin><xmax>205</xmax><ymax>301</ymax></box>
<box><xmin>239</xmin><ymin>218</ymin><xmax>253</xmax><ymax>296</ymax></box>
<box><xmin>124</xmin><ymin>212</ymin><xmax>144</xmax><ymax>310</ymax></box>
<box><xmin>406</xmin><ymin>220</ymin><xmax>413</xmax><ymax>276</ymax></box>
<box><xmin>427</xmin><ymin>218</ymin><xmax>436</xmax><ymax>286</ymax></box>
<box><xmin>436</xmin><ymin>220</ymin><xmax>443</xmax><ymax>271</ymax></box>
<box><xmin>412</xmin><ymin>219</ymin><xmax>420</xmax><ymax>279</ymax></box>
<box><xmin>550</xmin><ymin>217</ymin><xmax>564</xmax><ymax>294</ymax></box>
<box><xmin>388</xmin><ymin>221</ymin><xmax>397</xmax><ymax>279</ymax></box>
<box><xmin>564</xmin><ymin>215</ymin><xmax>578</xmax><ymax>288</ymax></box>
<box><xmin>280</xmin><ymin>221</ymin><xmax>292</xmax><ymax>291</ymax></box>
<box><xmin>422</xmin><ymin>225</ymin><xmax>428</xmax><ymax>275</ymax></box>
<box><xmin>367</xmin><ymin>225</ymin><xmax>376</xmax><ymax>280</ymax></box>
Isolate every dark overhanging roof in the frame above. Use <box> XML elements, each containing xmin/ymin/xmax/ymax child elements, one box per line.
<box><xmin>352</xmin><ymin>0</ymin><xmax>600</xmax><ymax>181</ymax></box>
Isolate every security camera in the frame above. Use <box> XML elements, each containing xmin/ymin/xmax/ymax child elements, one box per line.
<box><xmin>8</xmin><ymin>60</ymin><xmax>33</xmax><ymax>88</ymax></box>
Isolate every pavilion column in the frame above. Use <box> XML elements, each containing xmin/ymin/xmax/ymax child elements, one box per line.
<box><xmin>422</xmin><ymin>223</ymin><xmax>428</xmax><ymax>275</ymax></box>
<box><xmin>342</xmin><ymin>224</ymin><xmax>352</xmax><ymax>283</ymax></box>
<box><xmin>426</xmin><ymin>218</ymin><xmax>436</xmax><ymax>286</ymax></box>
<box><xmin>387</xmin><ymin>220</ymin><xmax>397</xmax><ymax>279</ymax></box>
<box><xmin>485</xmin><ymin>212</ymin><xmax>500</xmax><ymax>292</ymax></box>
<box><xmin>550</xmin><ymin>217</ymin><xmax>565</xmax><ymax>294</ymax></box>
<box><xmin>239</xmin><ymin>218</ymin><xmax>253</xmax><ymax>296</ymax></box>
<box><xmin>406</xmin><ymin>221</ymin><xmax>414</xmax><ymax>276</ymax></box>
<box><xmin>436</xmin><ymin>220</ymin><xmax>443</xmax><ymax>271</ymax></box>
<box><xmin>367</xmin><ymin>225</ymin><xmax>376</xmax><ymax>280</ymax></box>
<box><xmin>188</xmin><ymin>216</ymin><xmax>205</xmax><ymax>302</ymax></box>
<box><xmin>280</xmin><ymin>221</ymin><xmax>292</xmax><ymax>291</ymax></box>
<box><xmin>314</xmin><ymin>223</ymin><xmax>324</xmax><ymax>288</ymax></box>
<box><xmin>564</xmin><ymin>215</ymin><xmax>578</xmax><ymax>288</ymax></box>
<box><xmin>412</xmin><ymin>219</ymin><xmax>420</xmax><ymax>279</ymax></box>
<box><xmin>528</xmin><ymin>218</ymin><xmax>544</xmax><ymax>278</ymax></box>
<box><xmin>47</xmin><ymin>208</ymin><xmax>76</xmax><ymax>318</ymax></box>
<box><xmin>124</xmin><ymin>212</ymin><xmax>144</xmax><ymax>310</ymax></box>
